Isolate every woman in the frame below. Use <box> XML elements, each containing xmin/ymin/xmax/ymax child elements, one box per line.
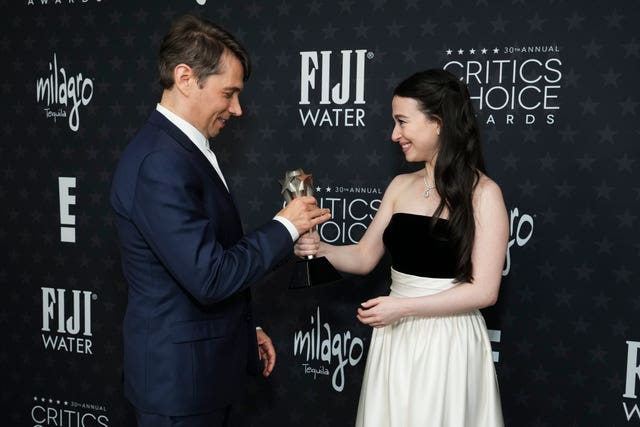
<box><xmin>295</xmin><ymin>69</ymin><xmax>508</xmax><ymax>426</ymax></box>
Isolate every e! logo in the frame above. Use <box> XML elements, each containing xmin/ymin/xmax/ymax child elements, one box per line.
<box><xmin>58</xmin><ymin>177</ymin><xmax>76</xmax><ymax>243</ymax></box>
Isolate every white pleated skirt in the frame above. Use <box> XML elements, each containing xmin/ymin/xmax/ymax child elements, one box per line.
<box><xmin>355</xmin><ymin>268</ymin><xmax>504</xmax><ymax>427</ymax></box>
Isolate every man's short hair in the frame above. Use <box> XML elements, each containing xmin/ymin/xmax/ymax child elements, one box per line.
<box><xmin>158</xmin><ymin>14</ymin><xmax>251</xmax><ymax>89</ymax></box>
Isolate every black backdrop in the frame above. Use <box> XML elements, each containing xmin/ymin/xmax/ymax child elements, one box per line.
<box><xmin>1</xmin><ymin>1</ymin><xmax>639</xmax><ymax>426</ymax></box>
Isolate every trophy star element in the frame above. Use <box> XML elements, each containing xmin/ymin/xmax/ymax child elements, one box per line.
<box><xmin>280</xmin><ymin>169</ymin><xmax>314</xmax><ymax>202</ymax></box>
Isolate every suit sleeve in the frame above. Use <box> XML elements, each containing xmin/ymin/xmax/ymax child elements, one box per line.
<box><xmin>131</xmin><ymin>150</ymin><xmax>292</xmax><ymax>305</ymax></box>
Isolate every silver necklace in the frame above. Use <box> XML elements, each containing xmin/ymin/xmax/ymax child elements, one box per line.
<box><xmin>423</xmin><ymin>174</ymin><xmax>435</xmax><ymax>198</ymax></box>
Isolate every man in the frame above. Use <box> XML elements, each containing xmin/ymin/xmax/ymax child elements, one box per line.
<box><xmin>110</xmin><ymin>15</ymin><xmax>330</xmax><ymax>427</ymax></box>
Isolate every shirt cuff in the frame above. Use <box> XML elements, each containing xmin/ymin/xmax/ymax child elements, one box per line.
<box><xmin>274</xmin><ymin>215</ymin><xmax>299</xmax><ymax>241</ymax></box>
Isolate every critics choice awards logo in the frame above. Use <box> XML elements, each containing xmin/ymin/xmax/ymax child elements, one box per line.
<box><xmin>41</xmin><ymin>287</ymin><xmax>96</xmax><ymax>354</ymax></box>
<box><xmin>36</xmin><ymin>53</ymin><xmax>94</xmax><ymax>132</ymax></box>
<box><xmin>27</xmin><ymin>0</ymin><xmax>104</xmax><ymax>5</ymax></box>
<box><xmin>293</xmin><ymin>307</ymin><xmax>365</xmax><ymax>392</ymax></box>
<box><xmin>31</xmin><ymin>395</ymin><xmax>109</xmax><ymax>427</ymax></box>
<box><xmin>299</xmin><ymin>49</ymin><xmax>373</xmax><ymax>127</ymax></box>
<box><xmin>314</xmin><ymin>183</ymin><xmax>381</xmax><ymax>244</ymax></box>
<box><xmin>443</xmin><ymin>44</ymin><xmax>561</xmax><ymax>126</ymax></box>
<box><xmin>280</xmin><ymin>181</ymin><xmax>381</xmax><ymax>244</ymax></box>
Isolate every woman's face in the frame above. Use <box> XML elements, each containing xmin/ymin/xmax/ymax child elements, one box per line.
<box><xmin>391</xmin><ymin>96</ymin><xmax>441</xmax><ymax>163</ymax></box>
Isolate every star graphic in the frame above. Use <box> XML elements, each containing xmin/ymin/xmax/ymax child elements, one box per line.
<box><xmin>604</xmin><ymin>9</ymin><xmax>623</xmax><ymax>28</ymax></box>
<box><xmin>491</xmin><ymin>16</ymin><xmax>508</xmax><ymax>33</ymax></box>
<box><xmin>421</xmin><ymin>19</ymin><xmax>437</xmax><ymax>35</ymax></box>
<box><xmin>566</xmin><ymin>12</ymin><xmax>585</xmax><ymax>30</ymax></box>
<box><xmin>619</xmin><ymin>97</ymin><xmax>638</xmax><ymax>115</ymax></box>
<box><xmin>454</xmin><ymin>17</ymin><xmax>471</xmax><ymax>34</ymax></box>
<box><xmin>583</xmin><ymin>39</ymin><xmax>603</xmax><ymax>57</ymax></box>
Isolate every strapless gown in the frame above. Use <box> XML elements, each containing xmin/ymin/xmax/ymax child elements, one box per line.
<box><xmin>355</xmin><ymin>213</ymin><xmax>504</xmax><ymax>427</ymax></box>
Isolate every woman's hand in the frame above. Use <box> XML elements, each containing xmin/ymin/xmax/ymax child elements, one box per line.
<box><xmin>357</xmin><ymin>296</ymin><xmax>407</xmax><ymax>328</ymax></box>
<box><xmin>294</xmin><ymin>229</ymin><xmax>321</xmax><ymax>258</ymax></box>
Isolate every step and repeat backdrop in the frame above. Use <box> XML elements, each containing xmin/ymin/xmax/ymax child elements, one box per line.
<box><xmin>1</xmin><ymin>0</ymin><xmax>638</xmax><ymax>426</ymax></box>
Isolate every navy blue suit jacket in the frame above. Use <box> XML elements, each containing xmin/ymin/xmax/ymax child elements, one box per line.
<box><xmin>110</xmin><ymin>111</ymin><xmax>292</xmax><ymax>416</ymax></box>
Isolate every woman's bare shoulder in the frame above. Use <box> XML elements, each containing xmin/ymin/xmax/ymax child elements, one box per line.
<box><xmin>473</xmin><ymin>173</ymin><xmax>507</xmax><ymax>216</ymax></box>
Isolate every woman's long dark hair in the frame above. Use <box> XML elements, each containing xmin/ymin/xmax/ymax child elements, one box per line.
<box><xmin>394</xmin><ymin>69</ymin><xmax>485</xmax><ymax>283</ymax></box>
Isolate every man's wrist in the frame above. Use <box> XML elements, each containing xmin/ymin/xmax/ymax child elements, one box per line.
<box><xmin>274</xmin><ymin>215</ymin><xmax>299</xmax><ymax>241</ymax></box>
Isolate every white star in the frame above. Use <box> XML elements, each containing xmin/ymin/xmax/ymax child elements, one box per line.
<box><xmin>493</xmin><ymin>47</ymin><xmax>499</xmax><ymax>54</ymax></box>
<box><xmin>326</xmin><ymin>187</ymin><xmax>332</xmax><ymax>192</ymax></box>
<box><xmin>446</xmin><ymin>49</ymin><xmax>452</xmax><ymax>55</ymax></box>
<box><xmin>457</xmin><ymin>49</ymin><xmax>464</xmax><ymax>54</ymax></box>
<box><xmin>315</xmin><ymin>186</ymin><xmax>321</xmax><ymax>192</ymax></box>
<box><xmin>481</xmin><ymin>48</ymin><xmax>488</xmax><ymax>54</ymax></box>
<box><xmin>469</xmin><ymin>48</ymin><xmax>476</xmax><ymax>54</ymax></box>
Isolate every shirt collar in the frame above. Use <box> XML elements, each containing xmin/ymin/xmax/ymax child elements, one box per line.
<box><xmin>155</xmin><ymin>103</ymin><xmax>210</xmax><ymax>150</ymax></box>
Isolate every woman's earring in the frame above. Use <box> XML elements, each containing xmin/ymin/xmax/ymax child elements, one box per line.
<box><xmin>437</xmin><ymin>129</ymin><xmax>440</xmax><ymax>136</ymax></box>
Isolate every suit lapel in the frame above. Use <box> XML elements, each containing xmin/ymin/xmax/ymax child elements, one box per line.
<box><xmin>148</xmin><ymin>111</ymin><xmax>235</xmax><ymax>200</ymax></box>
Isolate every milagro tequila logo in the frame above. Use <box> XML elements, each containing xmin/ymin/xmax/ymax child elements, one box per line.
<box><xmin>503</xmin><ymin>207</ymin><xmax>534</xmax><ymax>276</ymax></box>
<box><xmin>299</xmin><ymin>49</ymin><xmax>372</xmax><ymax>127</ymax></box>
<box><xmin>443</xmin><ymin>44</ymin><xmax>561</xmax><ymax>126</ymax></box>
<box><xmin>31</xmin><ymin>395</ymin><xmax>109</xmax><ymax>427</ymax></box>
<box><xmin>623</xmin><ymin>340</ymin><xmax>640</xmax><ymax>421</ymax></box>
<box><xmin>36</xmin><ymin>53</ymin><xmax>94</xmax><ymax>132</ymax></box>
<box><xmin>41</xmin><ymin>287</ymin><xmax>95</xmax><ymax>354</ymax></box>
<box><xmin>293</xmin><ymin>307</ymin><xmax>365</xmax><ymax>392</ymax></box>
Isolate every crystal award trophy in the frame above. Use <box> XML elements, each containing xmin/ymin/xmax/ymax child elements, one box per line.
<box><xmin>280</xmin><ymin>169</ymin><xmax>341</xmax><ymax>289</ymax></box>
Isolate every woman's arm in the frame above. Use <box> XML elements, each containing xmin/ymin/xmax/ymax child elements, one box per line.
<box><xmin>357</xmin><ymin>178</ymin><xmax>509</xmax><ymax>326</ymax></box>
<box><xmin>295</xmin><ymin>176</ymin><xmax>404</xmax><ymax>275</ymax></box>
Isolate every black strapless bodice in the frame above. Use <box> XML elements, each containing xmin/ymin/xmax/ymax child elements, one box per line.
<box><xmin>382</xmin><ymin>213</ymin><xmax>457</xmax><ymax>278</ymax></box>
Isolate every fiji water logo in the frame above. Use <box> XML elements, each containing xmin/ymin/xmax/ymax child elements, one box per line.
<box><xmin>36</xmin><ymin>53</ymin><xmax>94</xmax><ymax>132</ymax></box>
<box><xmin>41</xmin><ymin>287</ymin><xmax>95</xmax><ymax>354</ymax></box>
<box><xmin>623</xmin><ymin>341</ymin><xmax>640</xmax><ymax>421</ymax></box>
<box><xmin>293</xmin><ymin>307</ymin><xmax>365</xmax><ymax>392</ymax></box>
<box><xmin>299</xmin><ymin>49</ymin><xmax>372</xmax><ymax>127</ymax></box>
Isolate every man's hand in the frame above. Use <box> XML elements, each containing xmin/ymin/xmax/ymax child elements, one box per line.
<box><xmin>277</xmin><ymin>196</ymin><xmax>331</xmax><ymax>235</ymax></box>
<box><xmin>256</xmin><ymin>328</ymin><xmax>276</xmax><ymax>377</ymax></box>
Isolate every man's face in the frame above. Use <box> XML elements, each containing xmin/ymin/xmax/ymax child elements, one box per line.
<box><xmin>189</xmin><ymin>51</ymin><xmax>244</xmax><ymax>139</ymax></box>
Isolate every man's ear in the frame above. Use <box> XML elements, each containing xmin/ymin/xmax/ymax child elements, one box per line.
<box><xmin>173</xmin><ymin>64</ymin><xmax>195</xmax><ymax>96</ymax></box>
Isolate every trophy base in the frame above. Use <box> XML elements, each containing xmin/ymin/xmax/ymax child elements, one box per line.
<box><xmin>289</xmin><ymin>256</ymin><xmax>342</xmax><ymax>289</ymax></box>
